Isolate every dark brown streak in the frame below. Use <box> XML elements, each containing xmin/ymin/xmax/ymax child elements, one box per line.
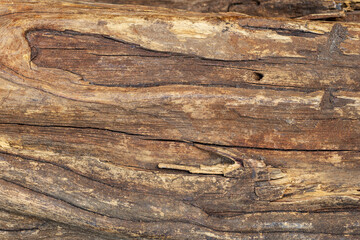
<box><xmin>0</xmin><ymin>227</ymin><xmax>41</xmax><ymax>232</ymax></box>
<box><xmin>0</xmin><ymin>11</ymin><xmax>61</xmax><ymax>18</ymax></box>
<box><xmin>206</xmin><ymin>208</ymin><xmax>360</xmax><ymax>218</ymax></box>
<box><xmin>238</xmin><ymin>24</ymin><xmax>323</xmax><ymax>38</ymax></box>
<box><xmin>89</xmin><ymin>53</ymin><xmax>172</xmax><ymax>58</ymax></box>
<box><xmin>0</xmin><ymin>122</ymin><xmax>359</xmax><ymax>152</ymax></box>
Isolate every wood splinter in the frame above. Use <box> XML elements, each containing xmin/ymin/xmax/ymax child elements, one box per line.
<box><xmin>157</xmin><ymin>162</ymin><xmax>242</xmax><ymax>175</ymax></box>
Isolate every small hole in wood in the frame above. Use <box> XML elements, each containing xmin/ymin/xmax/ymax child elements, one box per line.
<box><xmin>253</xmin><ymin>72</ymin><xmax>264</xmax><ymax>81</ymax></box>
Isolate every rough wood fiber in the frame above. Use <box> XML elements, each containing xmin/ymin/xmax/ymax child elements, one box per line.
<box><xmin>0</xmin><ymin>0</ymin><xmax>360</xmax><ymax>239</ymax></box>
<box><xmin>89</xmin><ymin>0</ymin><xmax>360</xmax><ymax>21</ymax></box>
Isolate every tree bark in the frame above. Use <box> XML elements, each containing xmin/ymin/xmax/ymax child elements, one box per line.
<box><xmin>88</xmin><ymin>0</ymin><xmax>360</xmax><ymax>21</ymax></box>
<box><xmin>1</xmin><ymin>0</ymin><xmax>360</xmax><ymax>239</ymax></box>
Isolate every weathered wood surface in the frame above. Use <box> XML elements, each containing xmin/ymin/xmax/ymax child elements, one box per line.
<box><xmin>1</xmin><ymin>0</ymin><xmax>360</xmax><ymax>239</ymax></box>
<box><xmin>89</xmin><ymin>0</ymin><xmax>360</xmax><ymax>20</ymax></box>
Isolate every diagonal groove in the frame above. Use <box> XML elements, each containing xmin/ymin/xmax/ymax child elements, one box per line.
<box><xmin>0</xmin><ymin>177</ymin><xmax>126</xmax><ymax>221</ymax></box>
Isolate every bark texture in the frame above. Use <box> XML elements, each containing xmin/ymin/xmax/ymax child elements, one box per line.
<box><xmin>89</xmin><ymin>0</ymin><xmax>360</xmax><ymax>20</ymax></box>
<box><xmin>1</xmin><ymin>0</ymin><xmax>360</xmax><ymax>239</ymax></box>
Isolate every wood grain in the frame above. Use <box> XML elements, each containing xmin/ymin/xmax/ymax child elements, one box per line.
<box><xmin>89</xmin><ymin>0</ymin><xmax>360</xmax><ymax>20</ymax></box>
<box><xmin>0</xmin><ymin>0</ymin><xmax>360</xmax><ymax>239</ymax></box>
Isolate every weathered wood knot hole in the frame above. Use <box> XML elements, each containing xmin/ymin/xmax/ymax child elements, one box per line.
<box><xmin>253</xmin><ymin>72</ymin><xmax>264</xmax><ymax>81</ymax></box>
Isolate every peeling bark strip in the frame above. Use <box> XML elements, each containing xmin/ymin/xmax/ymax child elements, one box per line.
<box><xmin>1</xmin><ymin>0</ymin><xmax>360</xmax><ymax>239</ymax></box>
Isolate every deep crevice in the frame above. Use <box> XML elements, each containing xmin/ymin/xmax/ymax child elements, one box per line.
<box><xmin>0</xmin><ymin>227</ymin><xmax>40</xmax><ymax>232</ymax></box>
<box><xmin>207</xmin><ymin>208</ymin><xmax>360</xmax><ymax>217</ymax></box>
<box><xmin>238</xmin><ymin>24</ymin><xmax>323</xmax><ymax>38</ymax></box>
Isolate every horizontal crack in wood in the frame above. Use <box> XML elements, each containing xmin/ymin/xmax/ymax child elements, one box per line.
<box><xmin>0</xmin><ymin>122</ymin><xmax>358</xmax><ymax>152</ymax></box>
